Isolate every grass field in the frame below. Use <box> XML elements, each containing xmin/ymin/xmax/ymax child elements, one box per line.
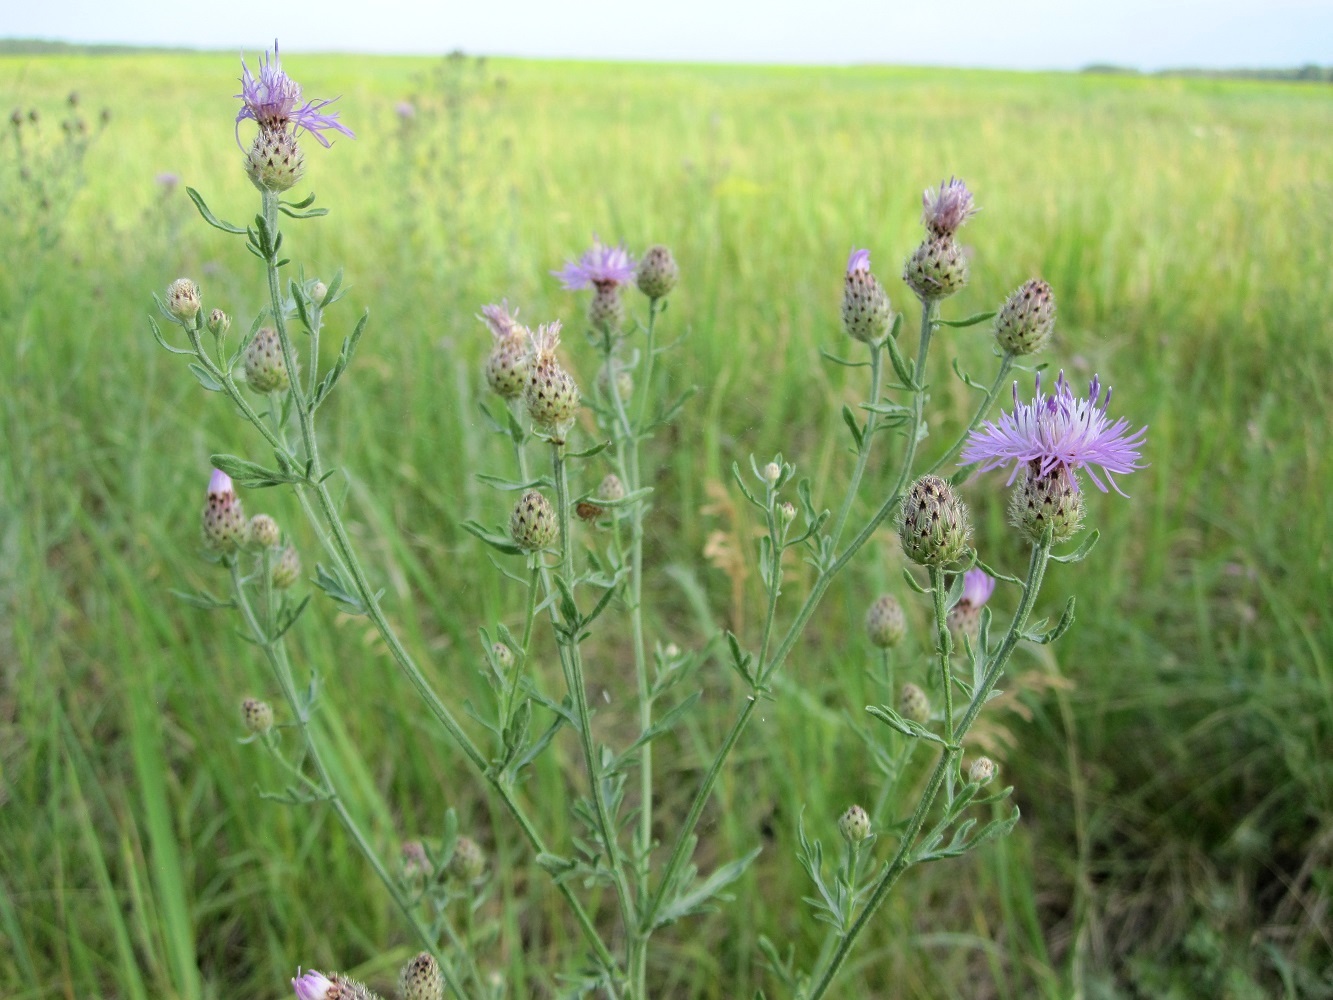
<box><xmin>1</xmin><ymin>49</ymin><xmax>1331</xmax><ymax>999</ymax></box>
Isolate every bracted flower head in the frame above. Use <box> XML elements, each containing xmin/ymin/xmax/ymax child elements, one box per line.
<box><xmin>291</xmin><ymin>971</ymin><xmax>334</xmax><ymax>1000</ymax></box>
<box><xmin>202</xmin><ymin>468</ymin><xmax>247</xmax><ymax>552</ymax></box>
<box><xmin>552</xmin><ymin>237</ymin><xmax>636</xmax><ymax>291</ymax></box>
<box><xmin>480</xmin><ymin>300</ymin><xmax>528</xmax><ymax>399</ymax></box>
<box><xmin>960</xmin><ymin>371</ymin><xmax>1147</xmax><ymax>496</ymax></box>
<box><xmin>842</xmin><ymin>248</ymin><xmax>893</xmax><ymax>343</ymax></box>
<box><xmin>921</xmin><ymin>177</ymin><xmax>977</xmax><ymax>237</ymax></box>
<box><xmin>236</xmin><ymin>43</ymin><xmax>355</xmax><ymax>149</ymax></box>
<box><xmin>947</xmin><ymin>568</ymin><xmax>994</xmax><ymax>645</ymax></box>
<box><xmin>523</xmin><ymin>322</ymin><xmax>580</xmax><ymax>433</ymax></box>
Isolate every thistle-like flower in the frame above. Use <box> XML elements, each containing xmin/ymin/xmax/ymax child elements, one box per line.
<box><xmin>903</xmin><ymin>235</ymin><xmax>969</xmax><ymax>302</ymax></box>
<box><xmin>553</xmin><ymin>238</ymin><xmax>636</xmax><ymax>334</ymax></box>
<box><xmin>841</xmin><ymin>248</ymin><xmax>894</xmax><ymax>344</ymax></box>
<box><xmin>994</xmin><ymin>278</ymin><xmax>1056</xmax><ymax>355</ymax></box>
<box><xmin>636</xmin><ymin>244</ymin><xmax>679</xmax><ymax>299</ymax></box>
<box><xmin>899</xmin><ymin>474</ymin><xmax>971</xmax><ymax>567</ymax></box>
<box><xmin>398</xmin><ymin>952</ymin><xmax>445</xmax><ymax>1000</ymax></box>
<box><xmin>960</xmin><ymin>371</ymin><xmax>1147</xmax><ymax>496</ymax></box>
<box><xmin>292</xmin><ymin>971</ymin><xmax>334</xmax><ymax>1000</ymax></box>
<box><xmin>202</xmin><ymin>469</ymin><xmax>247</xmax><ymax>552</ymax></box>
<box><xmin>921</xmin><ymin>177</ymin><xmax>977</xmax><ymax>237</ymax></box>
<box><xmin>236</xmin><ymin>44</ymin><xmax>355</xmax><ymax>148</ymax></box>
<box><xmin>523</xmin><ymin>322</ymin><xmax>580</xmax><ymax>435</ymax></box>
<box><xmin>480</xmin><ymin>301</ymin><xmax>528</xmax><ymax>399</ymax></box>
<box><xmin>510</xmin><ymin>490</ymin><xmax>559</xmax><ymax>552</ymax></box>
<box><xmin>947</xmin><ymin>568</ymin><xmax>994</xmax><ymax>645</ymax></box>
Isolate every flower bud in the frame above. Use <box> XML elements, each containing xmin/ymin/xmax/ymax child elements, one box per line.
<box><xmin>485</xmin><ymin>339</ymin><xmax>528</xmax><ymax>400</ymax></box>
<box><xmin>248</xmin><ymin>514</ymin><xmax>280</xmax><ymax>549</ymax></box>
<box><xmin>166</xmin><ymin>278</ymin><xmax>201</xmax><ymax>321</ymax></box>
<box><xmin>762</xmin><ymin>462</ymin><xmax>782</xmax><ymax>487</ymax></box>
<box><xmin>272</xmin><ymin>545</ymin><xmax>302</xmax><ymax>589</ymax></box>
<box><xmin>900</xmin><ymin>682</ymin><xmax>930</xmax><ymax>724</ymax></box>
<box><xmin>246</xmin><ymin>128</ymin><xmax>304</xmax><ymax>192</ymax></box>
<box><xmin>838</xmin><ymin>804</ymin><xmax>871</xmax><ymax>844</ymax></box>
<box><xmin>576</xmin><ymin>473</ymin><xmax>625</xmax><ymax>523</ymax></box>
<box><xmin>968</xmin><ymin>756</ymin><xmax>996</xmax><ymax>785</ymax></box>
<box><xmin>947</xmin><ymin>568</ymin><xmax>994</xmax><ymax>646</ymax></box>
<box><xmin>903</xmin><ymin>236</ymin><xmax>969</xmax><ymax>302</ymax></box>
<box><xmin>1008</xmin><ymin>462</ymin><xmax>1085</xmax><ymax>544</ymax></box>
<box><xmin>491</xmin><ymin>642</ymin><xmax>514</xmax><ymax>669</ymax></box>
<box><xmin>994</xmin><ymin>279</ymin><xmax>1055</xmax><ymax>355</ymax></box>
<box><xmin>207</xmin><ymin>308</ymin><xmax>231</xmax><ymax>338</ymax></box>
<box><xmin>865</xmin><ymin>594</ymin><xmax>906</xmax><ymax>649</ymax></box>
<box><xmin>842</xmin><ymin>249</ymin><xmax>893</xmax><ymax>344</ymax></box>
<box><xmin>921</xmin><ymin>177</ymin><xmax>977</xmax><ymax>238</ymax></box>
<box><xmin>242</xmin><ymin>697</ymin><xmax>274</xmax><ymax>734</ymax></box>
<box><xmin>244</xmin><ymin>327</ymin><xmax>291</xmax><ymax>393</ymax></box>
<box><xmin>597</xmin><ymin>364</ymin><xmax>633</xmax><ymax>402</ymax></box>
<box><xmin>899</xmin><ymin>475</ymin><xmax>970</xmax><ymax>567</ymax></box>
<box><xmin>449</xmin><ymin>835</ymin><xmax>485</xmax><ymax>880</ymax></box>
<box><xmin>400</xmin><ymin>840</ymin><xmax>432</xmax><ymax>883</ymax></box>
<box><xmin>637</xmin><ymin>244</ymin><xmax>679</xmax><ymax>299</ymax></box>
<box><xmin>311</xmin><ymin>281</ymin><xmax>328</xmax><ymax>305</ymax></box>
<box><xmin>202</xmin><ymin>469</ymin><xmax>247</xmax><ymax>551</ymax></box>
<box><xmin>291</xmin><ymin>972</ymin><xmax>379</xmax><ymax>1000</ymax></box>
<box><xmin>524</xmin><ymin>324</ymin><xmax>580</xmax><ymax>435</ymax></box>
<box><xmin>510</xmin><ymin>490</ymin><xmax>559</xmax><ymax>552</ymax></box>
<box><xmin>778</xmin><ymin>501</ymin><xmax>796</xmax><ymax>526</ymax></box>
<box><xmin>398</xmin><ymin>952</ymin><xmax>444</xmax><ymax>1000</ymax></box>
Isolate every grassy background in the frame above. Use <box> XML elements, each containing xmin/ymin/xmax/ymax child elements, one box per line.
<box><xmin>1</xmin><ymin>50</ymin><xmax>1330</xmax><ymax>999</ymax></box>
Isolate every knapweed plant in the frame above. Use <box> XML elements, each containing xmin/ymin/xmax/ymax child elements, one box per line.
<box><xmin>152</xmin><ymin>47</ymin><xmax>1146</xmax><ymax>1000</ymax></box>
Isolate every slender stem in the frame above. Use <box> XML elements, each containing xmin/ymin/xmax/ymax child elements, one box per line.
<box><xmin>250</xmin><ymin>195</ymin><xmax>617</xmax><ymax>975</ymax></box>
<box><xmin>928</xmin><ymin>566</ymin><xmax>955</xmax><ymax>747</ymax></box>
<box><xmin>520</xmin><ymin>560</ymin><xmax>541</xmax><ymax>656</ymax></box>
<box><xmin>647</xmin><ymin>301</ymin><xmax>939</xmax><ymax>928</ymax></box>
<box><xmin>827</xmin><ymin>344</ymin><xmax>884</xmax><ymax>547</ymax></box>
<box><xmin>804</xmin><ymin>535</ymin><xmax>1054</xmax><ymax>1000</ymax></box>
<box><xmin>923</xmin><ymin>351</ymin><xmax>1015</xmax><ymax>477</ymax></box>
<box><xmin>550</xmin><ymin>444</ymin><xmax>639</xmax><ymax>948</ymax></box>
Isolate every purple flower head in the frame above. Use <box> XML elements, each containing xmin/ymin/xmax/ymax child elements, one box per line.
<box><xmin>235</xmin><ymin>42</ymin><xmax>355</xmax><ymax>149</ymax></box>
<box><xmin>960</xmin><ymin>371</ymin><xmax>1147</xmax><ymax>496</ymax></box>
<box><xmin>478</xmin><ymin>300</ymin><xmax>520</xmax><ymax>341</ymax></box>
<box><xmin>291</xmin><ymin>970</ymin><xmax>333</xmax><ymax>1000</ymax></box>
<box><xmin>959</xmin><ymin>568</ymin><xmax>995</xmax><ymax>608</ymax></box>
<box><xmin>846</xmin><ymin>248</ymin><xmax>872</xmax><ymax>275</ymax></box>
<box><xmin>552</xmin><ymin>238</ymin><xmax>636</xmax><ymax>291</ymax></box>
<box><xmin>395</xmin><ymin>100</ymin><xmax>416</xmax><ymax>119</ymax></box>
<box><xmin>155</xmin><ymin>172</ymin><xmax>180</xmax><ymax>191</ymax></box>
<box><xmin>922</xmin><ymin>177</ymin><xmax>978</xmax><ymax>236</ymax></box>
<box><xmin>208</xmin><ymin>468</ymin><xmax>235</xmax><ymax>497</ymax></box>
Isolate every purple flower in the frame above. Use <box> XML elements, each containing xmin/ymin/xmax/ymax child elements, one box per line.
<box><xmin>478</xmin><ymin>300</ymin><xmax>520</xmax><ymax>341</ymax></box>
<box><xmin>846</xmin><ymin>248</ymin><xmax>871</xmax><ymax>275</ymax></box>
<box><xmin>960</xmin><ymin>371</ymin><xmax>1147</xmax><ymax>495</ymax></box>
<box><xmin>552</xmin><ymin>238</ymin><xmax>636</xmax><ymax>291</ymax></box>
<box><xmin>208</xmin><ymin>468</ymin><xmax>235</xmax><ymax>497</ymax></box>
<box><xmin>395</xmin><ymin>100</ymin><xmax>416</xmax><ymax>119</ymax></box>
<box><xmin>959</xmin><ymin>568</ymin><xmax>995</xmax><ymax>608</ymax></box>
<box><xmin>235</xmin><ymin>43</ymin><xmax>355</xmax><ymax>148</ymax></box>
<box><xmin>155</xmin><ymin>172</ymin><xmax>180</xmax><ymax>191</ymax></box>
<box><xmin>291</xmin><ymin>970</ymin><xmax>332</xmax><ymax>1000</ymax></box>
<box><xmin>922</xmin><ymin>177</ymin><xmax>978</xmax><ymax>236</ymax></box>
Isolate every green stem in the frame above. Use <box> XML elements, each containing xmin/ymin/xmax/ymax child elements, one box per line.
<box><xmin>826</xmin><ymin>344</ymin><xmax>884</xmax><ymax>548</ymax></box>
<box><xmin>929</xmin><ymin>566</ymin><xmax>955</xmax><ymax>747</ymax></box>
<box><xmin>804</xmin><ymin>534</ymin><xmax>1054</xmax><ymax>1000</ymax></box>
<box><xmin>924</xmin><ymin>351</ymin><xmax>1015</xmax><ymax>477</ymax></box>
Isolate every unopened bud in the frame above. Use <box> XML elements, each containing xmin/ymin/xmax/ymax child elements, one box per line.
<box><xmin>207</xmin><ymin>308</ymin><xmax>231</xmax><ymax>338</ymax></box>
<box><xmin>900</xmin><ymin>682</ymin><xmax>930</xmax><ymax>724</ymax></box>
<box><xmin>903</xmin><ymin>236</ymin><xmax>969</xmax><ymax>302</ymax></box>
<box><xmin>166</xmin><ymin>278</ymin><xmax>201</xmax><ymax>321</ymax></box>
<box><xmin>510</xmin><ymin>490</ymin><xmax>559</xmax><ymax>552</ymax></box>
<box><xmin>242</xmin><ymin>697</ymin><xmax>274</xmax><ymax>734</ymax></box>
<box><xmin>865</xmin><ymin>594</ymin><xmax>906</xmax><ymax>649</ymax></box>
<box><xmin>778</xmin><ymin>501</ymin><xmax>796</xmax><ymax>525</ymax></box>
<box><xmin>968</xmin><ymin>756</ymin><xmax>996</xmax><ymax>785</ymax></box>
<box><xmin>994</xmin><ymin>279</ymin><xmax>1055</xmax><ymax>355</ymax></box>
<box><xmin>398</xmin><ymin>952</ymin><xmax>444</xmax><ymax>1000</ymax></box>
<box><xmin>272</xmin><ymin>545</ymin><xmax>302</xmax><ymax>589</ymax></box>
<box><xmin>838</xmin><ymin>804</ymin><xmax>871</xmax><ymax>844</ymax></box>
<box><xmin>400</xmin><ymin>840</ymin><xmax>432</xmax><ymax>882</ymax></box>
<box><xmin>842</xmin><ymin>249</ymin><xmax>893</xmax><ymax>343</ymax></box>
<box><xmin>762</xmin><ymin>462</ymin><xmax>782</xmax><ymax>486</ymax></box>
<box><xmin>202</xmin><ymin>469</ymin><xmax>247</xmax><ymax>551</ymax></box>
<box><xmin>245</xmin><ymin>128</ymin><xmax>304</xmax><ymax>192</ymax></box>
<box><xmin>1009</xmin><ymin>462</ymin><xmax>1085</xmax><ymax>544</ymax></box>
<box><xmin>491</xmin><ymin>642</ymin><xmax>514</xmax><ymax>669</ymax></box>
<box><xmin>899</xmin><ymin>475</ymin><xmax>970</xmax><ymax>567</ymax></box>
<box><xmin>589</xmin><ymin>283</ymin><xmax>626</xmax><ymax>334</ymax></box>
<box><xmin>311</xmin><ymin>281</ymin><xmax>328</xmax><ymax>305</ymax></box>
<box><xmin>244</xmin><ymin>327</ymin><xmax>291</xmax><ymax>393</ymax></box>
<box><xmin>248</xmin><ymin>514</ymin><xmax>280</xmax><ymax>549</ymax></box>
<box><xmin>637</xmin><ymin>244</ymin><xmax>679</xmax><ymax>299</ymax></box>
<box><xmin>449</xmin><ymin>835</ymin><xmax>485</xmax><ymax>880</ymax></box>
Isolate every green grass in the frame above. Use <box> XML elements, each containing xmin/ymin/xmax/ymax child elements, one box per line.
<box><xmin>1</xmin><ymin>50</ymin><xmax>1331</xmax><ymax>999</ymax></box>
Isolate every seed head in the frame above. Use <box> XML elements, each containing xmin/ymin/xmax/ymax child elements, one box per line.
<box><xmin>968</xmin><ymin>756</ymin><xmax>997</xmax><ymax>785</ymax></box>
<box><xmin>900</xmin><ymin>682</ymin><xmax>930</xmax><ymax>724</ymax></box>
<box><xmin>510</xmin><ymin>490</ymin><xmax>559</xmax><ymax>552</ymax></box>
<box><xmin>398</xmin><ymin>952</ymin><xmax>444</xmax><ymax>1000</ymax></box>
<box><xmin>524</xmin><ymin>323</ymin><xmax>580</xmax><ymax>434</ymax></box>
<box><xmin>202</xmin><ymin>469</ymin><xmax>247</xmax><ymax>552</ymax></box>
<box><xmin>838</xmin><ymin>804</ymin><xmax>871</xmax><ymax>844</ymax></box>
<box><xmin>995</xmin><ymin>279</ymin><xmax>1056</xmax><ymax>355</ymax></box>
<box><xmin>449</xmin><ymin>835</ymin><xmax>486</xmax><ymax>881</ymax></box>
<box><xmin>637</xmin><ymin>244</ymin><xmax>679</xmax><ymax>299</ymax></box>
<box><xmin>865</xmin><ymin>594</ymin><xmax>907</xmax><ymax>649</ymax></box>
<box><xmin>899</xmin><ymin>475</ymin><xmax>970</xmax><ymax>567</ymax></box>
<box><xmin>242</xmin><ymin>697</ymin><xmax>274</xmax><ymax>734</ymax></box>
<box><xmin>244</xmin><ymin>327</ymin><xmax>290</xmax><ymax>393</ymax></box>
<box><xmin>842</xmin><ymin>248</ymin><xmax>894</xmax><ymax>344</ymax></box>
<box><xmin>903</xmin><ymin>235</ymin><xmax>969</xmax><ymax>302</ymax></box>
<box><xmin>166</xmin><ymin>278</ymin><xmax>201</xmax><ymax>321</ymax></box>
<box><xmin>272</xmin><ymin>545</ymin><xmax>302</xmax><ymax>589</ymax></box>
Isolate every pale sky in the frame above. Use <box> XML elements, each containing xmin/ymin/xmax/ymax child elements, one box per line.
<box><xmin>4</xmin><ymin>0</ymin><xmax>1330</xmax><ymax>70</ymax></box>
